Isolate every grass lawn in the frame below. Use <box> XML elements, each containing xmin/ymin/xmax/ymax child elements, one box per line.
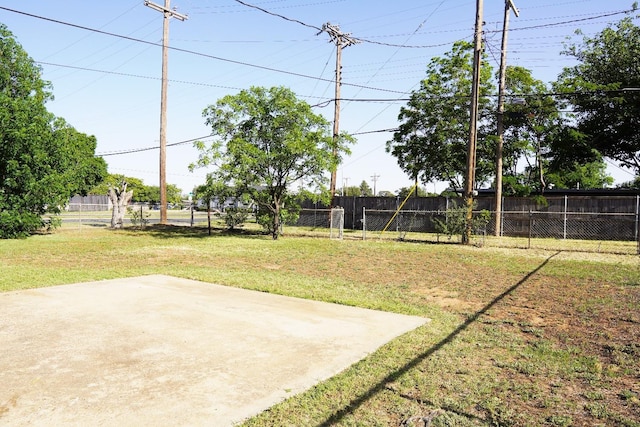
<box><xmin>1</xmin><ymin>224</ymin><xmax>639</xmax><ymax>426</ymax></box>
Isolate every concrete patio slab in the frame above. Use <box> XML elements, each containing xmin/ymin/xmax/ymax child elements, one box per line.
<box><xmin>0</xmin><ymin>275</ymin><xmax>428</xmax><ymax>426</ymax></box>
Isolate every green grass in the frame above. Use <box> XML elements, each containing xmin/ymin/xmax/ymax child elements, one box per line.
<box><xmin>2</xmin><ymin>223</ymin><xmax>639</xmax><ymax>426</ymax></box>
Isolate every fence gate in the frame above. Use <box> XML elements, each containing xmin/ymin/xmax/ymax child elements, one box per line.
<box><xmin>330</xmin><ymin>208</ymin><xmax>344</xmax><ymax>240</ymax></box>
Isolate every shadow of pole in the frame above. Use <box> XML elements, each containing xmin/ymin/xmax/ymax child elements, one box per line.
<box><xmin>318</xmin><ymin>251</ymin><xmax>560</xmax><ymax>426</ymax></box>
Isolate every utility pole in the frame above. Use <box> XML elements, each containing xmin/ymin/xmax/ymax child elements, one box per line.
<box><xmin>342</xmin><ymin>177</ymin><xmax>349</xmax><ymax>196</ymax></box>
<box><xmin>464</xmin><ymin>0</ymin><xmax>484</xmax><ymax>244</ymax></box>
<box><xmin>495</xmin><ymin>0</ymin><xmax>519</xmax><ymax>236</ymax></box>
<box><xmin>145</xmin><ymin>0</ymin><xmax>187</xmax><ymax>224</ymax></box>
<box><xmin>319</xmin><ymin>23</ymin><xmax>359</xmax><ymax>204</ymax></box>
<box><xmin>371</xmin><ymin>173</ymin><xmax>380</xmax><ymax>197</ymax></box>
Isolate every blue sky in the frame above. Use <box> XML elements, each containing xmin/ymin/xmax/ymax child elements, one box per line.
<box><xmin>1</xmin><ymin>0</ymin><xmax>638</xmax><ymax>195</ymax></box>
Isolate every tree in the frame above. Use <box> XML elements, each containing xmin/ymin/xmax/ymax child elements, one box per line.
<box><xmin>194</xmin><ymin>174</ymin><xmax>251</xmax><ymax>232</ymax></box>
<box><xmin>502</xmin><ymin>67</ymin><xmax>565</xmax><ymax>193</ymax></box>
<box><xmin>89</xmin><ymin>174</ymin><xmax>144</xmax><ymax>197</ymax></box>
<box><xmin>108</xmin><ymin>180</ymin><xmax>133</xmax><ymax>229</ymax></box>
<box><xmin>135</xmin><ymin>184</ymin><xmax>182</xmax><ymax>205</ymax></box>
<box><xmin>192</xmin><ymin>86</ymin><xmax>353</xmax><ymax>239</ymax></box>
<box><xmin>387</xmin><ymin>41</ymin><xmax>495</xmax><ymax>191</ymax></box>
<box><xmin>397</xmin><ymin>186</ymin><xmax>432</xmax><ymax>198</ymax></box>
<box><xmin>501</xmin><ymin>66</ymin><xmax>611</xmax><ymax>193</ymax></box>
<box><xmin>617</xmin><ymin>176</ymin><xmax>640</xmax><ymax>189</ymax></box>
<box><xmin>556</xmin><ymin>15</ymin><xmax>640</xmax><ymax>173</ymax></box>
<box><xmin>340</xmin><ymin>186</ymin><xmax>362</xmax><ymax>197</ymax></box>
<box><xmin>0</xmin><ymin>24</ymin><xmax>106</xmax><ymax>238</ymax></box>
<box><xmin>545</xmin><ymin>126</ymin><xmax>612</xmax><ymax>189</ymax></box>
<box><xmin>90</xmin><ymin>174</ymin><xmax>182</xmax><ymax>206</ymax></box>
<box><xmin>359</xmin><ymin>180</ymin><xmax>373</xmax><ymax>196</ymax></box>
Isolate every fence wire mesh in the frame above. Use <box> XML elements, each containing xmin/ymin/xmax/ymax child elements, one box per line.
<box><xmin>61</xmin><ymin>204</ymin><xmax>209</xmax><ymax>228</ymax></box>
<box><xmin>59</xmin><ymin>203</ymin><xmax>640</xmax><ymax>254</ymax></box>
<box><xmin>295</xmin><ymin>209</ymin><xmax>333</xmax><ymax>229</ymax></box>
<box><xmin>293</xmin><ymin>208</ymin><xmax>640</xmax><ymax>254</ymax></box>
<box><xmin>330</xmin><ymin>208</ymin><xmax>344</xmax><ymax>240</ymax></box>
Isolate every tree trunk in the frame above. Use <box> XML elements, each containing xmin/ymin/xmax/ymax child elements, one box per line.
<box><xmin>271</xmin><ymin>202</ymin><xmax>280</xmax><ymax>240</ymax></box>
<box><xmin>536</xmin><ymin>135</ymin><xmax>545</xmax><ymax>194</ymax></box>
<box><xmin>108</xmin><ymin>182</ymin><xmax>133</xmax><ymax>229</ymax></box>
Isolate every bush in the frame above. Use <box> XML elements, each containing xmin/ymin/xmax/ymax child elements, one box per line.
<box><xmin>432</xmin><ymin>201</ymin><xmax>490</xmax><ymax>241</ymax></box>
<box><xmin>0</xmin><ymin>211</ymin><xmax>47</xmax><ymax>239</ymax></box>
<box><xmin>224</xmin><ymin>207</ymin><xmax>249</xmax><ymax>230</ymax></box>
<box><xmin>127</xmin><ymin>206</ymin><xmax>150</xmax><ymax>229</ymax></box>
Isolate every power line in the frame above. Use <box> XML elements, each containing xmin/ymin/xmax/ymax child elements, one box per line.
<box><xmin>6</xmin><ymin>5</ymin><xmax>630</xmax><ymax>97</ymax></box>
<box><xmin>190</xmin><ymin>0</ymin><xmax>346</xmax><ymax>14</ymax></box>
<box><xmin>605</xmin><ymin>158</ymin><xmax>636</xmax><ymax>177</ymax></box>
<box><xmin>233</xmin><ymin>0</ymin><xmax>322</xmax><ymax>31</ymax></box>
<box><xmin>231</xmin><ymin>0</ymin><xmax>469</xmax><ymax>49</ymax></box>
<box><xmin>97</xmin><ymin>135</ymin><xmax>212</xmax><ymax>157</ymax></box>
<box><xmin>485</xmin><ymin>8</ymin><xmax>637</xmax><ymax>34</ymax></box>
<box><xmin>351</xmin><ymin>128</ymin><xmax>398</xmax><ymax>136</ymax></box>
<box><xmin>97</xmin><ymin>126</ymin><xmax>403</xmax><ymax>159</ymax></box>
<box><xmin>0</xmin><ymin>6</ymin><xmax>406</xmax><ymax>95</ymax></box>
<box><xmin>36</xmin><ymin>59</ymin><xmax>640</xmax><ymax>104</ymax></box>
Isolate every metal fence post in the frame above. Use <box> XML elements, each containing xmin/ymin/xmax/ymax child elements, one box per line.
<box><xmin>636</xmin><ymin>195</ymin><xmax>639</xmax><ymax>255</ymax></box>
<box><xmin>635</xmin><ymin>195</ymin><xmax>639</xmax><ymax>242</ymax></box>
<box><xmin>396</xmin><ymin>196</ymin><xmax>400</xmax><ymax>233</ymax></box>
<box><xmin>500</xmin><ymin>196</ymin><xmax>505</xmax><ymax>237</ymax></box>
<box><xmin>352</xmin><ymin>196</ymin><xmax>356</xmax><ymax>231</ymax></box>
<box><xmin>445</xmin><ymin>196</ymin><xmax>449</xmax><ymax>224</ymax></box>
<box><xmin>314</xmin><ymin>201</ymin><xmax>318</xmax><ymax>227</ymax></box>
<box><xmin>528</xmin><ymin>209</ymin><xmax>532</xmax><ymax>249</ymax></box>
<box><xmin>362</xmin><ymin>207</ymin><xmax>366</xmax><ymax>241</ymax></box>
<box><xmin>563</xmin><ymin>195</ymin><xmax>568</xmax><ymax>240</ymax></box>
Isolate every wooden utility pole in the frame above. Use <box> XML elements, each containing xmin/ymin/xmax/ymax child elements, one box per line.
<box><xmin>371</xmin><ymin>173</ymin><xmax>380</xmax><ymax>197</ymax></box>
<box><xmin>145</xmin><ymin>0</ymin><xmax>187</xmax><ymax>224</ymax></box>
<box><xmin>495</xmin><ymin>0</ymin><xmax>519</xmax><ymax>236</ymax></box>
<box><xmin>319</xmin><ymin>23</ymin><xmax>359</xmax><ymax>204</ymax></box>
<box><xmin>463</xmin><ymin>0</ymin><xmax>484</xmax><ymax>244</ymax></box>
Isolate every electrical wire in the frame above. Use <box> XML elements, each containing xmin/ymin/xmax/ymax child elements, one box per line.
<box><xmin>486</xmin><ymin>8</ymin><xmax>637</xmax><ymax>34</ymax></box>
<box><xmin>231</xmin><ymin>0</ymin><xmax>468</xmax><ymax>49</ymax></box>
<box><xmin>97</xmin><ymin>135</ymin><xmax>212</xmax><ymax>157</ymax></box>
<box><xmin>0</xmin><ymin>5</ymin><xmax>406</xmax><ymax>95</ymax></box>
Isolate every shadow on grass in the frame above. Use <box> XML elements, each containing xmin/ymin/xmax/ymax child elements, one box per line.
<box><xmin>133</xmin><ymin>224</ymin><xmax>269</xmax><ymax>240</ymax></box>
<box><xmin>318</xmin><ymin>251</ymin><xmax>561</xmax><ymax>426</ymax></box>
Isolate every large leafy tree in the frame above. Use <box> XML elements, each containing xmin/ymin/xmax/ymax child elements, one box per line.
<box><xmin>192</xmin><ymin>86</ymin><xmax>353</xmax><ymax>239</ymax></box>
<box><xmin>556</xmin><ymin>15</ymin><xmax>640</xmax><ymax>173</ymax></box>
<box><xmin>0</xmin><ymin>24</ymin><xmax>106</xmax><ymax>238</ymax></box>
<box><xmin>387</xmin><ymin>41</ymin><xmax>495</xmax><ymax>192</ymax></box>
<box><xmin>89</xmin><ymin>174</ymin><xmax>182</xmax><ymax>205</ymax></box>
<box><xmin>502</xmin><ymin>66</ymin><xmax>609</xmax><ymax>193</ymax></box>
<box><xmin>89</xmin><ymin>174</ymin><xmax>145</xmax><ymax>198</ymax></box>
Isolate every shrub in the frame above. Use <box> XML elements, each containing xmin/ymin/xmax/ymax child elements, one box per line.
<box><xmin>432</xmin><ymin>201</ymin><xmax>491</xmax><ymax>241</ymax></box>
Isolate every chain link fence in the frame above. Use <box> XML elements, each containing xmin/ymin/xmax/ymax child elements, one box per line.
<box><xmin>295</xmin><ymin>208</ymin><xmax>333</xmax><ymax>229</ymax></box>
<box><xmin>60</xmin><ymin>200</ymin><xmax>640</xmax><ymax>254</ymax></box>
<box><xmin>292</xmin><ymin>207</ymin><xmax>640</xmax><ymax>254</ymax></box>
<box><xmin>60</xmin><ymin>203</ymin><xmax>211</xmax><ymax>228</ymax></box>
